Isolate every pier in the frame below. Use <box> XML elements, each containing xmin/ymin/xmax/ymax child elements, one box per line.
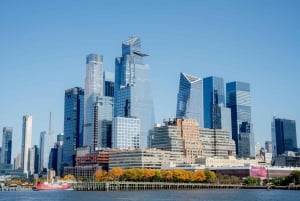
<box><xmin>73</xmin><ymin>182</ymin><xmax>243</xmax><ymax>191</ymax></box>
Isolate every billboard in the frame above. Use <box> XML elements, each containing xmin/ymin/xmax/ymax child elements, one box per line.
<box><xmin>250</xmin><ymin>166</ymin><xmax>267</xmax><ymax>179</ymax></box>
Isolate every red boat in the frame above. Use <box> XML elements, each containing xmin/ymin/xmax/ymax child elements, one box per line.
<box><xmin>33</xmin><ymin>182</ymin><xmax>72</xmax><ymax>190</ymax></box>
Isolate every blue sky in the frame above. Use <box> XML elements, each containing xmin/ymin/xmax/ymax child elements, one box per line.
<box><xmin>1</xmin><ymin>0</ymin><xmax>300</xmax><ymax>159</ymax></box>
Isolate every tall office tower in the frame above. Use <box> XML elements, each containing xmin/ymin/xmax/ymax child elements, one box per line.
<box><xmin>176</xmin><ymin>73</ymin><xmax>203</xmax><ymax>127</ymax></box>
<box><xmin>272</xmin><ymin>117</ymin><xmax>297</xmax><ymax>156</ymax></box>
<box><xmin>63</xmin><ymin>87</ymin><xmax>84</xmax><ymax>167</ymax></box>
<box><xmin>39</xmin><ymin>113</ymin><xmax>55</xmax><ymax>172</ymax></box>
<box><xmin>114</xmin><ymin>37</ymin><xmax>154</xmax><ymax>148</ymax></box>
<box><xmin>203</xmin><ymin>76</ymin><xmax>225</xmax><ymax>129</ymax></box>
<box><xmin>0</xmin><ymin>148</ymin><xmax>2</xmax><ymax>163</ymax></box>
<box><xmin>2</xmin><ymin>127</ymin><xmax>13</xmax><ymax>164</ymax></box>
<box><xmin>265</xmin><ymin>141</ymin><xmax>272</xmax><ymax>153</ymax></box>
<box><xmin>226</xmin><ymin>81</ymin><xmax>254</xmax><ymax>158</ymax></box>
<box><xmin>104</xmin><ymin>71</ymin><xmax>114</xmax><ymax>97</ymax></box>
<box><xmin>14</xmin><ymin>153</ymin><xmax>21</xmax><ymax>170</ymax></box>
<box><xmin>28</xmin><ymin>145</ymin><xmax>39</xmax><ymax>175</ymax></box>
<box><xmin>56</xmin><ymin>133</ymin><xmax>64</xmax><ymax>176</ymax></box>
<box><xmin>84</xmin><ymin>54</ymin><xmax>103</xmax><ymax>149</ymax></box>
<box><xmin>94</xmin><ymin>96</ymin><xmax>113</xmax><ymax>148</ymax></box>
<box><xmin>21</xmin><ymin>115</ymin><xmax>32</xmax><ymax>175</ymax></box>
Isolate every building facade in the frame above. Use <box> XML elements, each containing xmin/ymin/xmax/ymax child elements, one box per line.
<box><xmin>114</xmin><ymin>37</ymin><xmax>155</xmax><ymax>149</ymax></box>
<box><xmin>63</xmin><ymin>87</ymin><xmax>84</xmax><ymax>167</ymax></box>
<box><xmin>176</xmin><ymin>73</ymin><xmax>203</xmax><ymax>127</ymax></box>
<box><xmin>1</xmin><ymin>127</ymin><xmax>13</xmax><ymax>164</ymax></box>
<box><xmin>21</xmin><ymin>115</ymin><xmax>32</xmax><ymax>175</ymax></box>
<box><xmin>104</xmin><ymin>71</ymin><xmax>114</xmax><ymax>97</ymax></box>
<box><xmin>199</xmin><ymin>128</ymin><xmax>236</xmax><ymax>158</ymax></box>
<box><xmin>112</xmin><ymin>117</ymin><xmax>140</xmax><ymax>149</ymax></box>
<box><xmin>28</xmin><ymin>145</ymin><xmax>39</xmax><ymax>175</ymax></box>
<box><xmin>84</xmin><ymin>54</ymin><xmax>103</xmax><ymax>149</ymax></box>
<box><xmin>272</xmin><ymin>117</ymin><xmax>297</xmax><ymax>156</ymax></box>
<box><xmin>226</xmin><ymin>81</ymin><xmax>254</xmax><ymax>158</ymax></box>
<box><xmin>203</xmin><ymin>76</ymin><xmax>225</xmax><ymax>129</ymax></box>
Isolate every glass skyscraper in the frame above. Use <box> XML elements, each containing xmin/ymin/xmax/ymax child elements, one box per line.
<box><xmin>272</xmin><ymin>117</ymin><xmax>297</xmax><ymax>156</ymax></box>
<box><xmin>176</xmin><ymin>73</ymin><xmax>203</xmax><ymax>127</ymax></box>
<box><xmin>63</xmin><ymin>87</ymin><xmax>84</xmax><ymax>167</ymax></box>
<box><xmin>1</xmin><ymin>127</ymin><xmax>13</xmax><ymax>164</ymax></box>
<box><xmin>226</xmin><ymin>81</ymin><xmax>254</xmax><ymax>158</ymax></box>
<box><xmin>203</xmin><ymin>76</ymin><xmax>225</xmax><ymax>129</ymax></box>
<box><xmin>104</xmin><ymin>71</ymin><xmax>114</xmax><ymax>97</ymax></box>
<box><xmin>113</xmin><ymin>37</ymin><xmax>154</xmax><ymax>149</ymax></box>
<box><xmin>84</xmin><ymin>54</ymin><xmax>103</xmax><ymax>149</ymax></box>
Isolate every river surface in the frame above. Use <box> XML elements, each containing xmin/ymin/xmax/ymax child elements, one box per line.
<box><xmin>0</xmin><ymin>189</ymin><xmax>299</xmax><ymax>201</ymax></box>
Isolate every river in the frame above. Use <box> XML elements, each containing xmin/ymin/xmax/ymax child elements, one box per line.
<box><xmin>0</xmin><ymin>189</ymin><xmax>299</xmax><ymax>201</ymax></box>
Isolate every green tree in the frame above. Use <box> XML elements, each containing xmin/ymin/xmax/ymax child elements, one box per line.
<box><xmin>289</xmin><ymin>170</ymin><xmax>300</xmax><ymax>185</ymax></box>
<box><xmin>244</xmin><ymin>176</ymin><xmax>260</xmax><ymax>186</ymax></box>
<box><xmin>204</xmin><ymin>170</ymin><xmax>216</xmax><ymax>183</ymax></box>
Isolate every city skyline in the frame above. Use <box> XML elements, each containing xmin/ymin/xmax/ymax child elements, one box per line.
<box><xmin>0</xmin><ymin>1</ymin><xmax>300</xmax><ymax>160</ymax></box>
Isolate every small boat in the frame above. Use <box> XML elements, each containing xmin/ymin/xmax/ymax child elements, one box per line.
<box><xmin>34</xmin><ymin>181</ymin><xmax>72</xmax><ymax>190</ymax></box>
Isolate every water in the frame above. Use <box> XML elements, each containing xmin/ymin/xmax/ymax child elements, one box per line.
<box><xmin>0</xmin><ymin>189</ymin><xmax>299</xmax><ymax>201</ymax></box>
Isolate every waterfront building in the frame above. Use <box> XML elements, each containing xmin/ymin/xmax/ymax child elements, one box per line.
<box><xmin>226</xmin><ymin>81</ymin><xmax>254</xmax><ymax>158</ymax></box>
<box><xmin>1</xmin><ymin>127</ymin><xmax>13</xmax><ymax>164</ymax></box>
<box><xmin>203</xmin><ymin>76</ymin><xmax>225</xmax><ymax>129</ymax></box>
<box><xmin>21</xmin><ymin>115</ymin><xmax>32</xmax><ymax>175</ymax></box>
<box><xmin>176</xmin><ymin>73</ymin><xmax>203</xmax><ymax>127</ymax></box>
<box><xmin>150</xmin><ymin>118</ymin><xmax>202</xmax><ymax>164</ymax></box>
<box><xmin>112</xmin><ymin>117</ymin><xmax>140</xmax><ymax>149</ymax></box>
<box><xmin>63</xmin><ymin>165</ymin><xmax>101</xmax><ymax>180</ymax></box>
<box><xmin>114</xmin><ymin>37</ymin><xmax>154</xmax><ymax>149</ymax></box>
<box><xmin>272</xmin><ymin>151</ymin><xmax>300</xmax><ymax>167</ymax></box>
<box><xmin>196</xmin><ymin>155</ymin><xmax>258</xmax><ymax>167</ymax></box>
<box><xmin>199</xmin><ymin>128</ymin><xmax>236</xmax><ymax>158</ymax></box>
<box><xmin>109</xmin><ymin>149</ymin><xmax>185</xmax><ymax>170</ymax></box>
<box><xmin>63</xmin><ymin>87</ymin><xmax>84</xmax><ymax>167</ymax></box>
<box><xmin>84</xmin><ymin>54</ymin><xmax>104</xmax><ymax>149</ymax></box>
<box><xmin>271</xmin><ymin>117</ymin><xmax>297</xmax><ymax>156</ymax></box>
<box><xmin>104</xmin><ymin>71</ymin><xmax>114</xmax><ymax>97</ymax></box>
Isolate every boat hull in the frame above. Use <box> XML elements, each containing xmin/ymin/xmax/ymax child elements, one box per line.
<box><xmin>34</xmin><ymin>183</ymin><xmax>72</xmax><ymax>190</ymax></box>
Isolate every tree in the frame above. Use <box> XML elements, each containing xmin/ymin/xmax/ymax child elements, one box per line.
<box><xmin>143</xmin><ymin>169</ymin><xmax>155</xmax><ymax>181</ymax></box>
<box><xmin>94</xmin><ymin>170</ymin><xmax>108</xmax><ymax>182</ymax></box>
<box><xmin>204</xmin><ymin>170</ymin><xmax>216</xmax><ymax>183</ymax></box>
<box><xmin>108</xmin><ymin>167</ymin><xmax>125</xmax><ymax>181</ymax></box>
<box><xmin>193</xmin><ymin>170</ymin><xmax>206</xmax><ymax>183</ymax></box>
<box><xmin>244</xmin><ymin>176</ymin><xmax>260</xmax><ymax>186</ymax></box>
<box><xmin>63</xmin><ymin>174</ymin><xmax>76</xmax><ymax>181</ymax></box>
<box><xmin>162</xmin><ymin>170</ymin><xmax>173</xmax><ymax>182</ymax></box>
<box><xmin>289</xmin><ymin>170</ymin><xmax>300</xmax><ymax>185</ymax></box>
<box><xmin>153</xmin><ymin>170</ymin><xmax>163</xmax><ymax>182</ymax></box>
<box><xmin>124</xmin><ymin>169</ymin><xmax>144</xmax><ymax>181</ymax></box>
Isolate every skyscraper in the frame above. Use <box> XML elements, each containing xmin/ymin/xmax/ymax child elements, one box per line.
<box><xmin>203</xmin><ymin>76</ymin><xmax>225</xmax><ymax>129</ymax></box>
<box><xmin>176</xmin><ymin>73</ymin><xmax>203</xmax><ymax>127</ymax></box>
<box><xmin>39</xmin><ymin>113</ymin><xmax>55</xmax><ymax>172</ymax></box>
<box><xmin>104</xmin><ymin>71</ymin><xmax>114</xmax><ymax>97</ymax></box>
<box><xmin>226</xmin><ymin>81</ymin><xmax>254</xmax><ymax>158</ymax></box>
<box><xmin>63</xmin><ymin>87</ymin><xmax>84</xmax><ymax>167</ymax></box>
<box><xmin>84</xmin><ymin>54</ymin><xmax>103</xmax><ymax>149</ymax></box>
<box><xmin>113</xmin><ymin>37</ymin><xmax>154</xmax><ymax>148</ymax></box>
<box><xmin>2</xmin><ymin>127</ymin><xmax>13</xmax><ymax>164</ymax></box>
<box><xmin>272</xmin><ymin>117</ymin><xmax>297</xmax><ymax>156</ymax></box>
<box><xmin>21</xmin><ymin>115</ymin><xmax>32</xmax><ymax>175</ymax></box>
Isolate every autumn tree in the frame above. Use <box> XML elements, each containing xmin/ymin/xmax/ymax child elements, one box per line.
<box><xmin>124</xmin><ymin>168</ymin><xmax>144</xmax><ymax>181</ymax></box>
<box><xmin>143</xmin><ymin>169</ymin><xmax>155</xmax><ymax>181</ymax></box>
<box><xmin>153</xmin><ymin>170</ymin><xmax>163</xmax><ymax>182</ymax></box>
<box><xmin>63</xmin><ymin>174</ymin><xmax>77</xmax><ymax>181</ymax></box>
<box><xmin>94</xmin><ymin>170</ymin><xmax>108</xmax><ymax>182</ymax></box>
<box><xmin>193</xmin><ymin>170</ymin><xmax>206</xmax><ymax>183</ymax></box>
<box><xmin>108</xmin><ymin>167</ymin><xmax>125</xmax><ymax>181</ymax></box>
<box><xmin>204</xmin><ymin>170</ymin><xmax>217</xmax><ymax>183</ymax></box>
<box><xmin>162</xmin><ymin>170</ymin><xmax>173</xmax><ymax>182</ymax></box>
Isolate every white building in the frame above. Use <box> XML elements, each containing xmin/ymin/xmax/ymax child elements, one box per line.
<box><xmin>21</xmin><ymin>115</ymin><xmax>32</xmax><ymax>175</ymax></box>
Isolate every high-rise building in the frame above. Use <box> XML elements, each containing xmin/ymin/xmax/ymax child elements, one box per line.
<box><xmin>39</xmin><ymin>113</ymin><xmax>56</xmax><ymax>172</ymax></box>
<box><xmin>199</xmin><ymin>128</ymin><xmax>236</xmax><ymax>158</ymax></box>
<box><xmin>265</xmin><ymin>141</ymin><xmax>272</xmax><ymax>153</ymax></box>
<box><xmin>226</xmin><ymin>81</ymin><xmax>254</xmax><ymax>158</ymax></box>
<box><xmin>112</xmin><ymin>117</ymin><xmax>140</xmax><ymax>149</ymax></box>
<box><xmin>176</xmin><ymin>73</ymin><xmax>203</xmax><ymax>127</ymax></box>
<box><xmin>63</xmin><ymin>87</ymin><xmax>84</xmax><ymax>167</ymax></box>
<box><xmin>94</xmin><ymin>96</ymin><xmax>113</xmax><ymax>149</ymax></box>
<box><xmin>56</xmin><ymin>133</ymin><xmax>64</xmax><ymax>176</ymax></box>
<box><xmin>2</xmin><ymin>127</ymin><xmax>13</xmax><ymax>164</ymax></box>
<box><xmin>21</xmin><ymin>115</ymin><xmax>32</xmax><ymax>175</ymax></box>
<box><xmin>104</xmin><ymin>71</ymin><xmax>114</xmax><ymax>97</ymax></box>
<box><xmin>150</xmin><ymin>118</ymin><xmax>202</xmax><ymax>164</ymax></box>
<box><xmin>203</xmin><ymin>76</ymin><xmax>225</xmax><ymax>129</ymax></box>
<box><xmin>28</xmin><ymin>145</ymin><xmax>39</xmax><ymax>175</ymax></box>
<box><xmin>84</xmin><ymin>54</ymin><xmax>103</xmax><ymax>149</ymax></box>
<box><xmin>272</xmin><ymin>117</ymin><xmax>297</xmax><ymax>156</ymax></box>
<box><xmin>114</xmin><ymin>37</ymin><xmax>154</xmax><ymax>148</ymax></box>
<box><xmin>14</xmin><ymin>153</ymin><xmax>21</xmax><ymax>170</ymax></box>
